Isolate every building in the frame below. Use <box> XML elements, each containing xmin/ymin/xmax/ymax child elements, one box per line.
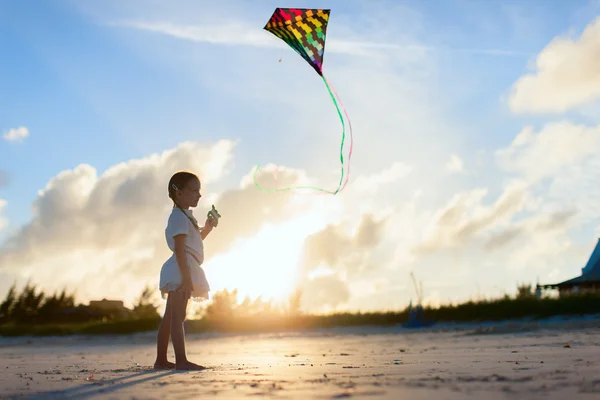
<box><xmin>88</xmin><ymin>299</ymin><xmax>131</xmax><ymax>318</ymax></box>
<box><xmin>537</xmin><ymin>239</ymin><xmax>600</xmax><ymax>296</ymax></box>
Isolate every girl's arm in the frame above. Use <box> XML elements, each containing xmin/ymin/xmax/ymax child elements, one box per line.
<box><xmin>173</xmin><ymin>234</ymin><xmax>192</xmax><ymax>280</ymax></box>
<box><xmin>200</xmin><ymin>226</ymin><xmax>212</xmax><ymax>240</ymax></box>
<box><xmin>200</xmin><ymin>217</ymin><xmax>215</xmax><ymax>240</ymax></box>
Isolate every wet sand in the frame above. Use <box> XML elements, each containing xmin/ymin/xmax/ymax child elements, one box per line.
<box><xmin>1</xmin><ymin>322</ymin><xmax>599</xmax><ymax>399</ymax></box>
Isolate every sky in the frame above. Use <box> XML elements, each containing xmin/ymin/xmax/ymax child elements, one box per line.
<box><xmin>1</xmin><ymin>0</ymin><xmax>600</xmax><ymax>314</ymax></box>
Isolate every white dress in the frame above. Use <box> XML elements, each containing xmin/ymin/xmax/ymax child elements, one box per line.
<box><xmin>159</xmin><ymin>207</ymin><xmax>210</xmax><ymax>301</ymax></box>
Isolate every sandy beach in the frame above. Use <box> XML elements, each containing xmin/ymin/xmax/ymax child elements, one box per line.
<box><xmin>1</xmin><ymin>320</ymin><xmax>600</xmax><ymax>399</ymax></box>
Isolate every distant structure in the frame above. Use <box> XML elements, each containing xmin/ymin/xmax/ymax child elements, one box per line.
<box><xmin>88</xmin><ymin>299</ymin><xmax>131</xmax><ymax>318</ymax></box>
<box><xmin>582</xmin><ymin>238</ymin><xmax>600</xmax><ymax>275</ymax></box>
<box><xmin>537</xmin><ymin>238</ymin><xmax>600</xmax><ymax>296</ymax></box>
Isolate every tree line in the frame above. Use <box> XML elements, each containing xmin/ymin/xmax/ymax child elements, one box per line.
<box><xmin>2</xmin><ymin>280</ymin><xmax>600</xmax><ymax>334</ymax></box>
<box><xmin>0</xmin><ymin>281</ymin><xmax>159</xmax><ymax>325</ymax></box>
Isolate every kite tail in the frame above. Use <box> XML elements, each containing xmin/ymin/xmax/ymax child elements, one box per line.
<box><xmin>320</xmin><ymin>73</ymin><xmax>347</xmax><ymax>194</ymax></box>
<box><xmin>322</xmin><ymin>75</ymin><xmax>353</xmax><ymax>192</ymax></box>
<box><xmin>252</xmin><ymin>74</ymin><xmax>350</xmax><ymax>195</ymax></box>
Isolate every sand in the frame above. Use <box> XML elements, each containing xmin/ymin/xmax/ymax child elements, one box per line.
<box><xmin>1</xmin><ymin>320</ymin><xmax>600</xmax><ymax>399</ymax></box>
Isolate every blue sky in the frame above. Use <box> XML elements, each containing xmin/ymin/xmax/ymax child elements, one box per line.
<box><xmin>1</xmin><ymin>0</ymin><xmax>600</xmax><ymax>311</ymax></box>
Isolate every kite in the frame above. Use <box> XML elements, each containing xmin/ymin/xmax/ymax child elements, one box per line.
<box><xmin>253</xmin><ymin>8</ymin><xmax>353</xmax><ymax>195</ymax></box>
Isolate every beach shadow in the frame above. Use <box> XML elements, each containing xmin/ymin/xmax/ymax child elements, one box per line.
<box><xmin>24</xmin><ymin>369</ymin><xmax>179</xmax><ymax>399</ymax></box>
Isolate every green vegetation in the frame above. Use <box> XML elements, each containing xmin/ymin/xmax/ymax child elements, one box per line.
<box><xmin>0</xmin><ymin>282</ymin><xmax>599</xmax><ymax>337</ymax></box>
<box><xmin>0</xmin><ymin>281</ymin><xmax>162</xmax><ymax>337</ymax></box>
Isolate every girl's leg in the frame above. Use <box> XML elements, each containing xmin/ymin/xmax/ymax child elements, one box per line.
<box><xmin>154</xmin><ymin>294</ymin><xmax>176</xmax><ymax>369</ymax></box>
<box><xmin>170</xmin><ymin>290</ymin><xmax>205</xmax><ymax>370</ymax></box>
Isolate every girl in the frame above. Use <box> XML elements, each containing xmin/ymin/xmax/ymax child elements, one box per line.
<box><xmin>154</xmin><ymin>171</ymin><xmax>216</xmax><ymax>371</ymax></box>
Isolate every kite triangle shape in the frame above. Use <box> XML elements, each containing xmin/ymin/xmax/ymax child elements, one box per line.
<box><xmin>264</xmin><ymin>8</ymin><xmax>331</xmax><ymax>75</ymax></box>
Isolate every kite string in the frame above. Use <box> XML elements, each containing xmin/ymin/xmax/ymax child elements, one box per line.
<box><xmin>323</xmin><ymin>75</ymin><xmax>353</xmax><ymax>192</ymax></box>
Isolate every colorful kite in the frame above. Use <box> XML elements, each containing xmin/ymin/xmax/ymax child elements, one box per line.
<box><xmin>253</xmin><ymin>8</ymin><xmax>353</xmax><ymax>195</ymax></box>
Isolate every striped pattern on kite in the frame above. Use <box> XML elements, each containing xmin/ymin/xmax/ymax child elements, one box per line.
<box><xmin>264</xmin><ymin>8</ymin><xmax>330</xmax><ymax>75</ymax></box>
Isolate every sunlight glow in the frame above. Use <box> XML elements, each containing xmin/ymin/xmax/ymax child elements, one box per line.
<box><xmin>205</xmin><ymin>208</ymin><xmax>331</xmax><ymax>303</ymax></box>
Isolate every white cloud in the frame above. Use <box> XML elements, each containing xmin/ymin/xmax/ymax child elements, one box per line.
<box><xmin>113</xmin><ymin>20</ymin><xmax>276</xmax><ymax>48</ymax></box>
<box><xmin>508</xmin><ymin>16</ymin><xmax>600</xmax><ymax>114</ymax></box>
<box><xmin>411</xmin><ymin>181</ymin><xmax>529</xmax><ymax>256</ymax></box>
<box><xmin>494</xmin><ymin>121</ymin><xmax>600</xmax><ymax>234</ymax></box>
<box><xmin>109</xmin><ymin>19</ymin><xmax>416</xmax><ymax>58</ymax></box>
<box><xmin>496</xmin><ymin>121</ymin><xmax>600</xmax><ymax>183</ymax></box>
<box><xmin>3</xmin><ymin>126</ymin><xmax>29</xmax><ymax>142</ymax></box>
<box><xmin>445</xmin><ymin>154</ymin><xmax>465</xmax><ymax>174</ymax></box>
<box><xmin>293</xmin><ymin>212</ymin><xmax>390</xmax><ymax>312</ymax></box>
<box><xmin>391</xmin><ymin>181</ymin><xmax>584</xmax><ymax>302</ymax></box>
<box><xmin>0</xmin><ymin>140</ymin><xmax>241</xmax><ymax>305</ymax></box>
<box><xmin>350</xmin><ymin>161</ymin><xmax>412</xmax><ymax>194</ymax></box>
<box><xmin>299</xmin><ymin>274</ymin><xmax>350</xmax><ymax>312</ymax></box>
<box><xmin>110</xmin><ymin>18</ymin><xmax>534</xmax><ymax>59</ymax></box>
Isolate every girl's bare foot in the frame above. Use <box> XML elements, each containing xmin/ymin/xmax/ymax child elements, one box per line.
<box><xmin>153</xmin><ymin>360</ymin><xmax>176</xmax><ymax>369</ymax></box>
<box><xmin>175</xmin><ymin>361</ymin><xmax>207</xmax><ymax>371</ymax></box>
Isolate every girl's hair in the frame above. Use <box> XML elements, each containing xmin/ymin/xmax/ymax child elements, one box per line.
<box><xmin>168</xmin><ymin>171</ymin><xmax>199</xmax><ymax>203</ymax></box>
<box><xmin>168</xmin><ymin>171</ymin><xmax>202</xmax><ymax>231</ymax></box>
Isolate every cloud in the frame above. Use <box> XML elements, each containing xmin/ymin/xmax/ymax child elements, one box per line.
<box><xmin>299</xmin><ymin>274</ymin><xmax>350</xmax><ymax>312</ymax></box>
<box><xmin>111</xmin><ymin>20</ymin><xmax>533</xmax><ymax>59</ymax></box>
<box><xmin>494</xmin><ymin>120</ymin><xmax>600</xmax><ymax>230</ymax></box>
<box><xmin>354</xmin><ymin>213</ymin><xmax>388</xmax><ymax>248</ymax></box>
<box><xmin>350</xmin><ymin>161</ymin><xmax>412</xmax><ymax>194</ymax></box>
<box><xmin>445</xmin><ymin>154</ymin><xmax>465</xmax><ymax>174</ymax></box>
<box><xmin>3</xmin><ymin>126</ymin><xmax>29</xmax><ymax>142</ymax></box>
<box><xmin>291</xmin><ymin>212</ymin><xmax>389</xmax><ymax>311</ymax></box>
<box><xmin>496</xmin><ymin>122</ymin><xmax>600</xmax><ymax>183</ymax></box>
<box><xmin>0</xmin><ymin>140</ymin><xmax>254</xmax><ymax>303</ymax></box>
<box><xmin>508</xmin><ymin>16</ymin><xmax>600</xmax><ymax>114</ymax></box>
<box><xmin>412</xmin><ymin>181</ymin><xmax>528</xmax><ymax>256</ymax></box>
<box><xmin>113</xmin><ymin>20</ymin><xmax>275</xmax><ymax>48</ymax></box>
<box><xmin>300</xmin><ymin>213</ymin><xmax>388</xmax><ymax>275</ymax></box>
<box><xmin>483</xmin><ymin>225</ymin><xmax>523</xmax><ymax>251</ymax></box>
<box><xmin>483</xmin><ymin>209</ymin><xmax>577</xmax><ymax>251</ymax></box>
<box><xmin>110</xmin><ymin>20</ymin><xmax>387</xmax><ymax>57</ymax></box>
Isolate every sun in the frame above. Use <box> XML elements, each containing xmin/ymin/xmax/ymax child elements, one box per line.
<box><xmin>205</xmin><ymin>210</ymin><xmax>329</xmax><ymax>303</ymax></box>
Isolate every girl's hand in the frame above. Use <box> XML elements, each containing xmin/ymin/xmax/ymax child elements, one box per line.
<box><xmin>181</xmin><ymin>274</ymin><xmax>194</xmax><ymax>299</ymax></box>
<box><xmin>204</xmin><ymin>216</ymin><xmax>216</xmax><ymax>230</ymax></box>
<box><xmin>200</xmin><ymin>217</ymin><xmax>215</xmax><ymax>240</ymax></box>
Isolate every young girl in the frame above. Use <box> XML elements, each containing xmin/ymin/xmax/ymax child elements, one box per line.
<box><xmin>154</xmin><ymin>171</ymin><xmax>216</xmax><ymax>371</ymax></box>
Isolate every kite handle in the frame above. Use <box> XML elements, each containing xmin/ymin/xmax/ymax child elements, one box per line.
<box><xmin>207</xmin><ymin>205</ymin><xmax>221</xmax><ymax>227</ymax></box>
